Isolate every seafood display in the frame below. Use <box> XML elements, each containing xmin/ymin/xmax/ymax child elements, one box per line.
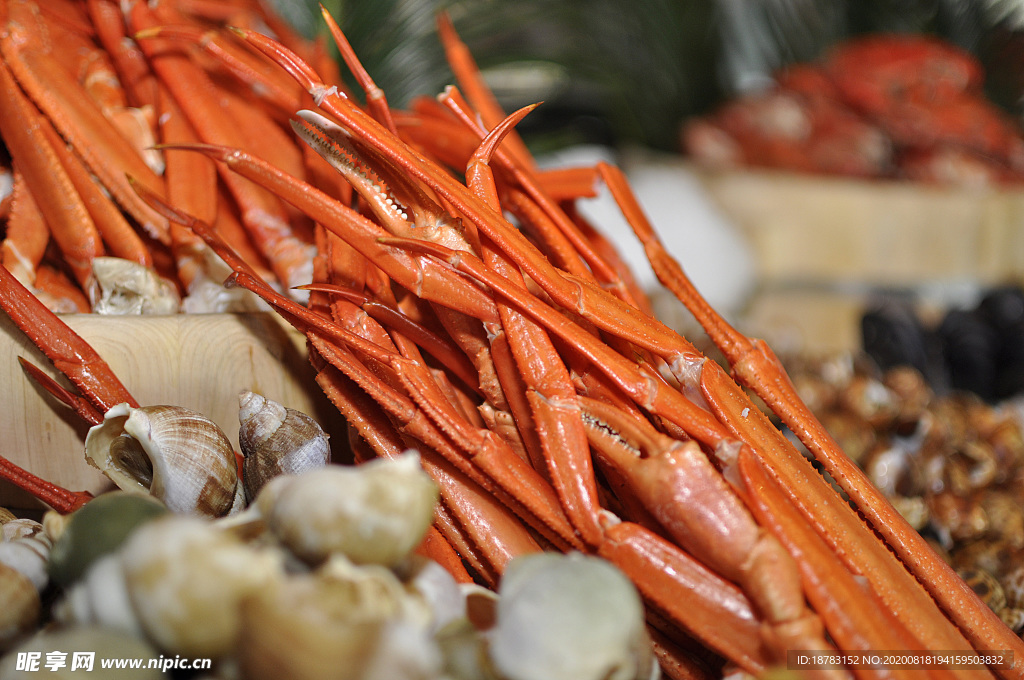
<box><xmin>779</xmin><ymin>353</ymin><xmax>1024</xmax><ymax>635</ymax></box>
<box><xmin>0</xmin><ymin>0</ymin><xmax>319</xmax><ymax>314</ymax></box>
<box><xmin>0</xmin><ymin>1</ymin><xmax>1021</xmax><ymax>678</ymax></box>
<box><xmin>684</xmin><ymin>34</ymin><xmax>1024</xmax><ymax>186</ymax></box>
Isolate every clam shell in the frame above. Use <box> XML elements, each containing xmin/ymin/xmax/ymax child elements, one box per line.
<box><xmin>47</xmin><ymin>491</ymin><xmax>167</xmax><ymax>587</ymax></box>
<box><xmin>85</xmin><ymin>404</ymin><xmax>240</xmax><ymax>517</ymax></box>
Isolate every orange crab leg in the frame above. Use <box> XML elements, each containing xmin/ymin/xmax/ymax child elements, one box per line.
<box><xmin>154</xmin><ymin>142</ymin><xmax>499</xmax><ymax>324</ymax></box>
<box><xmin>249</xmin><ymin>52</ymin><xmax>685</xmax><ymax>363</ymax></box>
<box><xmin>39</xmin><ymin>123</ymin><xmax>152</xmax><ymax>267</ymax></box>
<box><xmin>0</xmin><ymin>59</ymin><xmax>103</xmax><ymax>287</ymax></box>
<box><xmin>127</xmin><ymin>1</ymin><xmax>313</xmax><ymax>295</ymax></box>
<box><xmin>435</xmin><ymin>12</ymin><xmax>535</xmax><ymax>171</ymax></box>
<box><xmin>86</xmin><ymin>0</ymin><xmax>159</xmax><ymax>109</ymax></box>
<box><xmin>319</xmin><ymin>356</ymin><xmax>528</xmax><ymax>585</ymax></box>
<box><xmin>134</xmin><ymin>23</ymin><xmax>301</xmax><ymax>116</ymax></box>
<box><xmin>299</xmin><ymin>282</ymin><xmax>480</xmax><ymax>392</ymax></box>
<box><xmin>155</xmin><ymin>86</ymin><xmax>224</xmax><ymax>294</ymax></box>
<box><xmin>597</xmin><ymin>161</ymin><xmax>1024</xmax><ymax>675</ymax></box>
<box><xmin>0</xmin><ymin>454</ymin><xmax>92</xmax><ymax>514</ymax></box>
<box><xmin>465</xmin><ymin>106</ymin><xmax>603</xmax><ymax>545</ymax></box>
<box><xmin>17</xmin><ymin>357</ymin><xmax>104</xmax><ymax>426</ymax></box>
<box><xmin>579</xmin><ymin>398</ymin><xmax>840</xmax><ymax>670</ymax></box>
<box><xmin>1</xmin><ymin>170</ymin><xmax>50</xmax><ymax>288</ymax></box>
<box><xmin>133</xmin><ymin>180</ymin><xmax>578</xmax><ymax>552</ymax></box>
<box><xmin>699</xmin><ymin>363</ymin><xmax>985</xmax><ymax>662</ymax></box>
<box><xmin>0</xmin><ymin>263</ymin><xmax>137</xmax><ymax>414</ymax></box>
<box><xmin>222</xmin><ymin>263</ymin><xmax>582</xmax><ymax>553</ymax></box>
<box><xmin>415</xmin><ymin>525</ymin><xmax>475</xmax><ymax>585</ymax></box>
<box><xmin>597</xmin><ymin>519</ymin><xmax>769</xmax><ymax>674</ymax></box>
<box><xmin>387</xmin><ymin>234</ymin><xmax>999</xmax><ymax>667</ymax></box>
<box><xmin>735</xmin><ymin>444</ymin><xmax>957</xmax><ymax>680</ymax></box>
<box><xmin>300</xmin><ymin>98</ymin><xmax>602</xmax><ymax>545</ymax></box>
<box><xmin>314</xmin><ymin>353</ymin><xmax>543</xmax><ymax>579</ymax></box>
<box><xmin>440</xmin><ymin>86</ymin><xmax>628</xmax><ymax>291</ymax></box>
<box><xmin>33</xmin><ymin>266</ymin><xmax>90</xmax><ymax>314</ymax></box>
<box><xmin>318</xmin><ymin>4</ymin><xmax>397</xmax><ymax>134</ymax></box>
<box><xmin>1</xmin><ymin>0</ymin><xmax>169</xmax><ymax>244</ymax></box>
<box><xmin>380</xmin><ymin>236</ymin><xmax>730</xmax><ymax>445</ymax></box>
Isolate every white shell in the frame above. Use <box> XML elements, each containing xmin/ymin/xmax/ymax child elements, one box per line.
<box><xmin>488</xmin><ymin>552</ymin><xmax>657</xmax><ymax>680</ymax></box>
<box><xmin>400</xmin><ymin>557</ymin><xmax>466</xmax><ymax>635</ymax></box>
<box><xmin>0</xmin><ymin>519</ymin><xmax>51</xmax><ymax>591</ymax></box>
<box><xmin>120</xmin><ymin>515</ymin><xmax>283</xmax><ymax>658</ymax></box>
<box><xmin>54</xmin><ymin>553</ymin><xmax>143</xmax><ymax>638</ymax></box>
<box><xmin>237</xmin><ymin>555</ymin><xmax>439</xmax><ymax>680</ymax></box>
<box><xmin>238</xmin><ymin>390</ymin><xmax>330</xmax><ymax>502</ymax></box>
<box><xmin>256</xmin><ymin>452</ymin><xmax>438</xmax><ymax>566</ymax></box>
<box><xmin>85</xmin><ymin>404</ymin><xmax>240</xmax><ymax>517</ymax></box>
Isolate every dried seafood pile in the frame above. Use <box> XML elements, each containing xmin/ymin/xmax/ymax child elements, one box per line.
<box><xmin>783</xmin><ymin>353</ymin><xmax>1024</xmax><ymax>635</ymax></box>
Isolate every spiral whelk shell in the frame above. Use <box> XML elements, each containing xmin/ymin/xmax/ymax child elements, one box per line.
<box><xmin>85</xmin><ymin>404</ymin><xmax>241</xmax><ymax>517</ymax></box>
<box><xmin>238</xmin><ymin>390</ymin><xmax>330</xmax><ymax>502</ymax></box>
<box><xmin>0</xmin><ymin>519</ymin><xmax>52</xmax><ymax>592</ymax></box>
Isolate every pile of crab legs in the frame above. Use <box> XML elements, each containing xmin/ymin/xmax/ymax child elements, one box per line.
<box><xmin>0</xmin><ymin>1</ymin><xmax>1023</xmax><ymax>678</ymax></box>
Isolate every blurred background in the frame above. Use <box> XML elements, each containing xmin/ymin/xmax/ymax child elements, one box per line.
<box><xmin>273</xmin><ymin>0</ymin><xmax>1024</xmax><ymax>152</ymax></box>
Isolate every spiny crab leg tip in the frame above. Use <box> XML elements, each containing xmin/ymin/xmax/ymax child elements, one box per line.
<box><xmin>148</xmin><ymin>142</ymin><xmax>229</xmax><ymax>161</ymax></box>
<box><xmin>126</xmin><ymin>177</ymin><xmax>195</xmax><ymax>226</ymax></box>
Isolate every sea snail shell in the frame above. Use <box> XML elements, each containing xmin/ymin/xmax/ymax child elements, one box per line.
<box><xmin>85</xmin><ymin>404</ymin><xmax>241</xmax><ymax>517</ymax></box>
<box><xmin>238</xmin><ymin>390</ymin><xmax>330</xmax><ymax>502</ymax></box>
<box><xmin>256</xmin><ymin>452</ymin><xmax>438</xmax><ymax>567</ymax></box>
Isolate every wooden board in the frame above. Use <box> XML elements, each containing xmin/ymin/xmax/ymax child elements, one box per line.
<box><xmin>693</xmin><ymin>165</ymin><xmax>1024</xmax><ymax>286</ymax></box>
<box><xmin>0</xmin><ymin>313</ymin><xmax>340</xmax><ymax>509</ymax></box>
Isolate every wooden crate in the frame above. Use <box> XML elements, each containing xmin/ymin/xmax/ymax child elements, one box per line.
<box><xmin>691</xmin><ymin>165</ymin><xmax>1024</xmax><ymax>352</ymax></box>
<box><xmin>0</xmin><ymin>313</ymin><xmax>339</xmax><ymax>509</ymax></box>
<box><xmin>694</xmin><ymin>165</ymin><xmax>1024</xmax><ymax>287</ymax></box>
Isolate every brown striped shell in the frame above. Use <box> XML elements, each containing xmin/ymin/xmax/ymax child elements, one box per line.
<box><xmin>956</xmin><ymin>567</ymin><xmax>1007</xmax><ymax>613</ymax></box>
<box><xmin>238</xmin><ymin>391</ymin><xmax>330</xmax><ymax>502</ymax></box>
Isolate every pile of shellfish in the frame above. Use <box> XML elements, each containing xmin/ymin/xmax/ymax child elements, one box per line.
<box><xmin>782</xmin><ymin>352</ymin><xmax>1024</xmax><ymax>635</ymax></box>
<box><xmin>0</xmin><ymin>393</ymin><xmax>657</xmax><ymax>680</ymax></box>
